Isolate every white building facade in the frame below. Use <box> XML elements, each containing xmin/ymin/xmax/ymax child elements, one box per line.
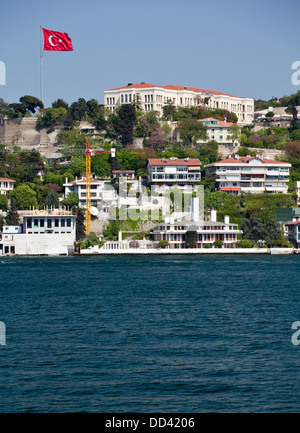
<box><xmin>104</xmin><ymin>82</ymin><xmax>254</xmax><ymax>125</ymax></box>
<box><xmin>205</xmin><ymin>155</ymin><xmax>291</xmax><ymax>194</ymax></box>
<box><xmin>147</xmin><ymin>157</ymin><xmax>201</xmax><ymax>191</ymax></box>
<box><xmin>0</xmin><ymin>177</ymin><xmax>15</xmax><ymax>195</ymax></box>
<box><xmin>63</xmin><ymin>177</ymin><xmax>118</xmax><ymax>208</ymax></box>
<box><xmin>171</xmin><ymin>117</ymin><xmax>240</xmax><ymax>146</ymax></box>
<box><xmin>0</xmin><ymin>210</ymin><xmax>76</xmax><ymax>256</ymax></box>
<box><xmin>151</xmin><ymin>210</ymin><xmax>242</xmax><ymax>249</ymax></box>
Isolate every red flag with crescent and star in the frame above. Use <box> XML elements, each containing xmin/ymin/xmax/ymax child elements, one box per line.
<box><xmin>42</xmin><ymin>28</ymin><xmax>73</xmax><ymax>51</ymax></box>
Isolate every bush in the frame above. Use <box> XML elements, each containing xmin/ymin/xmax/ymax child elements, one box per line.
<box><xmin>157</xmin><ymin>240</ymin><xmax>170</xmax><ymax>248</ymax></box>
<box><xmin>238</xmin><ymin>239</ymin><xmax>253</xmax><ymax>248</ymax></box>
<box><xmin>213</xmin><ymin>239</ymin><xmax>223</xmax><ymax>248</ymax></box>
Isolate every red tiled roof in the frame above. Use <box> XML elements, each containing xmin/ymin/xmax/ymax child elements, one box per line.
<box><xmin>286</xmin><ymin>221</ymin><xmax>300</xmax><ymax>226</ymax></box>
<box><xmin>112</xmin><ymin>170</ymin><xmax>135</xmax><ymax>173</ymax></box>
<box><xmin>148</xmin><ymin>158</ymin><xmax>201</xmax><ymax>166</ymax></box>
<box><xmin>199</xmin><ymin>117</ymin><xmax>234</xmax><ymax>127</ymax></box>
<box><xmin>0</xmin><ymin>177</ymin><xmax>15</xmax><ymax>182</ymax></box>
<box><xmin>106</xmin><ymin>83</ymin><xmax>247</xmax><ymax>98</ymax></box>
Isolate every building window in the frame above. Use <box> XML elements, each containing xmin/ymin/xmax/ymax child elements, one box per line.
<box><xmin>27</xmin><ymin>218</ymin><xmax>32</xmax><ymax>229</ymax></box>
<box><xmin>67</xmin><ymin>219</ymin><xmax>71</xmax><ymax>227</ymax></box>
<box><xmin>55</xmin><ymin>219</ymin><xmax>59</xmax><ymax>228</ymax></box>
<box><xmin>61</xmin><ymin>219</ymin><xmax>65</xmax><ymax>227</ymax></box>
<box><xmin>34</xmin><ymin>219</ymin><xmax>38</xmax><ymax>228</ymax></box>
<box><xmin>125</xmin><ymin>94</ymin><xmax>128</xmax><ymax>103</ymax></box>
<box><xmin>40</xmin><ymin>219</ymin><xmax>44</xmax><ymax>228</ymax></box>
<box><xmin>47</xmin><ymin>219</ymin><xmax>52</xmax><ymax>229</ymax></box>
<box><xmin>121</xmin><ymin>95</ymin><xmax>124</xmax><ymax>103</ymax></box>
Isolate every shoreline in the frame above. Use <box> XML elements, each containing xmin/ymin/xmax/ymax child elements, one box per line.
<box><xmin>78</xmin><ymin>247</ymin><xmax>294</xmax><ymax>255</ymax></box>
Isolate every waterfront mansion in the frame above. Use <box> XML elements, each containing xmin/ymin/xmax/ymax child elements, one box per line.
<box><xmin>205</xmin><ymin>155</ymin><xmax>291</xmax><ymax>194</ymax></box>
<box><xmin>151</xmin><ymin>209</ymin><xmax>242</xmax><ymax>249</ymax></box>
<box><xmin>104</xmin><ymin>82</ymin><xmax>254</xmax><ymax>125</ymax></box>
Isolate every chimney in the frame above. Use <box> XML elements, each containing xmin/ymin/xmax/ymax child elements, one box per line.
<box><xmin>224</xmin><ymin>215</ymin><xmax>230</xmax><ymax>225</ymax></box>
<box><xmin>211</xmin><ymin>209</ymin><xmax>217</xmax><ymax>222</ymax></box>
<box><xmin>191</xmin><ymin>197</ymin><xmax>199</xmax><ymax>222</ymax></box>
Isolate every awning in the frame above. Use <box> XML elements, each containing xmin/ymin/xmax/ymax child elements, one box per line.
<box><xmin>220</xmin><ymin>187</ymin><xmax>241</xmax><ymax>191</ymax></box>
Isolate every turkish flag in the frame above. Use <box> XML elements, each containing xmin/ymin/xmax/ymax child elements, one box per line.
<box><xmin>42</xmin><ymin>28</ymin><xmax>73</xmax><ymax>51</ymax></box>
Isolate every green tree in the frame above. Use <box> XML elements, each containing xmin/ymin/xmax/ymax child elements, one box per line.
<box><xmin>241</xmin><ymin>214</ymin><xmax>265</xmax><ymax>243</ymax></box>
<box><xmin>10</xmin><ymin>184</ymin><xmax>38</xmax><ymax>210</ymax></box>
<box><xmin>0</xmin><ymin>194</ymin><xmax>8</xmax><ymax>211</ymax></box>
<box><xmin>185</xmin><ymin>229</ymin><xmax>198</xmax><ymax>248</ymax></box>
<box><xmin>264</xmin><ymin>216</ymin><xmax>281</xmax><ymax>247</ymax></box>
<box><xmin>45</xmin><ymin>189</ymin><xmax>60</xmax><ymax>208</ymax></box>
<box><xmin>178</xmin><ymin>118</ymin><xmax>208</xmax><ymax>146</ymax></box>
<box><xmin>157</xmin><ymin>240</ymin><xmax>170</xmax><ymax>248</ymax></box>
<box><xmin>113</xmin><ymin>104</ymin><xmax>137</xmax><ymax>145</ymax></box>
<box><xmin>62</xmin><ymin>192</ymin><xmax>79</xmax><ymax>209</ymax></box>
<box><xmin>75</xmin><ymin>207</ymin><xmax>86</xmax><ymax>241</ymax></box>
<box><xmin>91</xmin><ymin>153</ymin><xmax>111</xmax><ymax>178</ymax></box>
<box><xmin>228</xmin><ymin>124</ymin><xmax>241</xmax><ymax>146</ymax></box>
<box><xmin>5</xmin><ymin>201</ymin><xmax>20</xmax><ymax>225</ymax></box>
<box><xmin>19</xmin><ymin>95</ymin><xmax>44</xmax><ymax>113</ymax></box>
<box><xmin>0</xmin><ymin>214</ymin><xmax>4</xmax><ymax>232</ymax></box>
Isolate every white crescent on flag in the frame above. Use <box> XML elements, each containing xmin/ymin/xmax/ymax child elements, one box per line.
<box><xmin>49</xmin><ymin>35</ymin><xmax>58</xmax><ymax>47</ymax></box>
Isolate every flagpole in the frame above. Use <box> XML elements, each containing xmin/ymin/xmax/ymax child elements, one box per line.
<box><xmin>40</xmin><ymin>26</ymin><xmax>43</xmax><ymax>105</ymax></box>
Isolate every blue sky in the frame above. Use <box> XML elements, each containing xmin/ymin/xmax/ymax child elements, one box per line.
<box><xmin>1</xmin><ymin>0</ymin><xmax>300</xmax><ymax>108</ymax></box>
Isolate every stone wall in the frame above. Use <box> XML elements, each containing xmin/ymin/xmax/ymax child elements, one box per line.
<box><xmin>0</xmin><ymin>117</ymin><xmax>59</xmax><ymax>151</ymax></box>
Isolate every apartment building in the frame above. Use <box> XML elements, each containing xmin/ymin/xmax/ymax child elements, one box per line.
<box><xmin>104</xmin><ymin>83</ymin><xmax>254</xmax><ymax>125</ymax></box>
<box><xmin>147</xmin><ymin>157</ymin><xmax>201</xmax><ymax>191</ymax></box>
<box><xmin>205</xmin><ymin>155</ymin><xmax>291</xmax><ymax>194</ymax></box>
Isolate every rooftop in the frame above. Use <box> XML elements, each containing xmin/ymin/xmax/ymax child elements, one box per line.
<box><xmin>148</xmin><ymin>158</ymin><xmax>201</xmax><ymax>167</ymax></box>
<box><xmin>205</xmin><ymin>156</ymin><xmax>291</xmax><ymax>167</ymax></box>
<box><xmin>0</xmin><ymin>177</ymin><xmax>15</xmax><ymax>182</ymax></box>
<box><xmin>106</xmin><ymin>82</ymin><xmax>247</xmax><ymax>99</ymax></box>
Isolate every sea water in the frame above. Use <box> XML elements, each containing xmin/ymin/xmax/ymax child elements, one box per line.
<box><xmin>0</xmin><ymin>255</ymin><xmax>299</xmax><ymax>413</ymax></box>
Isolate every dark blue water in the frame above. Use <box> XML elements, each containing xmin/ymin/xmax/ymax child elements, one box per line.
<box><xmin>0</xmin><ymin>255</ymin><xmax>299</xmax><ymax>413</ymax></box>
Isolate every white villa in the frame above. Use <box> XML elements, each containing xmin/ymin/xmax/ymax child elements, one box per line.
<box><xmin>171</xmin><ymin>117</ymin><xmax>240</xmax><ymax>147</ymax></box>
<box><xmin>205</xmin><ymin>155</ymin><xmax>291</xmax><ymax>194</ymax></box>
<box><xmin>63</xmin><ymin>177</ymin><xmax>118</xmax><ymax>209</ymax></box>
<box><xmin>104</xmin><ymin>82</ymin><xmax>254</xmax><ymax>125</ymax></box>
<box><xmin>151</xmin><ymin>204</ymin><xmax>242</xmax><ymax>249</ymax></box>
<box><xmin>0</xmin><ymin>177</ymin><xmax>15</xmax><ymax>195</ymax></box>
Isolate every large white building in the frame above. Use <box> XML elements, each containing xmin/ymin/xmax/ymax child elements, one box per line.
<box><xmin>205</xmin><ymin>155</ymin><xmax>291</xmax><ymax>194</ymax></box>
<box><xmin>104</xmin><ymin>82</ymin><xmax>254</xmax><ymax>125</ymax></box>
<box><xmin>151</xmin><ymin>207</ymin><xmax>242</xmax><ymax>249</ymax></box>
<box><xmin>0</xmin><ymin>209</ymin><xmax>76</xmax><ymax>256</ymax></box>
